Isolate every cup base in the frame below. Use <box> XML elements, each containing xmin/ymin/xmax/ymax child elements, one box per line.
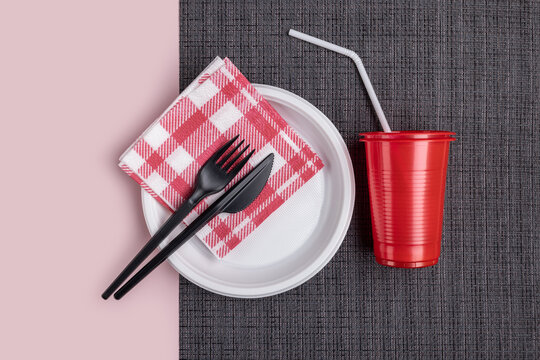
<box><xmin>376</xmin><ymin>258</ymin><xmax>438</xmax><ymax>268</ymax></box>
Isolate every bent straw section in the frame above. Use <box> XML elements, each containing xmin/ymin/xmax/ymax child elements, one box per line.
<box><xmin>289</xmin><ymin>29</ymin><xmax>392</xmax><ymax>133</ymax></box>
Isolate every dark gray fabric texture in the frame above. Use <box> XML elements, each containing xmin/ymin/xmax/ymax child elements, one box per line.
<box><xmin>178</xmin><ymin>1</ymin><xmax>539</xmax><ymax>359</ymax></box>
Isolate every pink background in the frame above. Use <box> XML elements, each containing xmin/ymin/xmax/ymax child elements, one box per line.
<box><xmin>0</xmin><ymin>1</ymin><xmax>179</xmax><ymax>358</ymax></box>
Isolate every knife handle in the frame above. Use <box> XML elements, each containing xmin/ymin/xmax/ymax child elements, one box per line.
<box><xmin>113</xmin><ymin>153</ymin><xmax>274</xmax><ymax>299</ymax></box>
<box><xmin>101</xmin><ymin>189</ymin><xmax>204</xmax><ymax>300</ymax></box>
<box><xmin>113</xmin><ymin>200</ymin><xmax>223</xmax><ymax>300</ymax></box>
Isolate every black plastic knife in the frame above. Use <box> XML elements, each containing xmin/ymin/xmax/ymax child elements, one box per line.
<box><xmin>113</xmin><ymin>153</ymin><xmax>274</xmax><ymax>299</ymax></box>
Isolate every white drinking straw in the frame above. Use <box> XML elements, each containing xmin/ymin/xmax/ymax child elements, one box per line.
<box><xmin>289</xmin><ymin>29</ymin><xmax>392</xmax><ymax>133</ymax></box>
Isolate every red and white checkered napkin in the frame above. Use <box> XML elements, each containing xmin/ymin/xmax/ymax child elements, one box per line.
<box><xmin>120</xmin><ymin>57</ymin><xmax>323</xmax><ymax>258</ymax></box>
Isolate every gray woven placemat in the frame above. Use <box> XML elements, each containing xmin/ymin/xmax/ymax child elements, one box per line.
<box><xmin>178</xmin><ymin>1</ymin><xmax>539</xmax><ymax>359</ymax></box>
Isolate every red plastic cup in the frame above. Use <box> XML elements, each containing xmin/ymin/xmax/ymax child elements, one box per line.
<box><xmin>359</xmin><ymin>131</ymin><xmax>456</xmax><ymax>268</ymax></box>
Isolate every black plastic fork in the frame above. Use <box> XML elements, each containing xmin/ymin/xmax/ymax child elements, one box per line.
<box><xmin>102</xmin><ymin>135</ymin><xmax>253</xmax><ymax>299</ymax></box>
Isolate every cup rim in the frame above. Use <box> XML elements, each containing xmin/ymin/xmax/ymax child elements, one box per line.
<box><xmin>359</xmin><ymin>130</ymin><xmax>456</xmax><ymax>141</ymax></box>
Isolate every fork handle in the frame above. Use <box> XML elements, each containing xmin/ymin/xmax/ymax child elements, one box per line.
<box><xmin>101</xmin><ymin>189</ymin><xmax>204</xmax><ymax>299</ymax></box>
<box><xmin>113</xmin><ymin>196</ymin><xmax>223</xmax><ymax>299</ymax></box>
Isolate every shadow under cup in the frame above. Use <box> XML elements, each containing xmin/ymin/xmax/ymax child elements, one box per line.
<box><xmin>359</xmin><ymin>131</ymin><xmax>456</xmax><ymax>268</ymax></box>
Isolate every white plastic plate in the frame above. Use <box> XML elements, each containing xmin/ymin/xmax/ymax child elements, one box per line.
<box><xmin>141</xmin><ymin>84</ymin><xmax>355</xmax><ymax>298</ymax></box>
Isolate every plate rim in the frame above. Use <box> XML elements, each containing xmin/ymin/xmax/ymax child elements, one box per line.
<box><xmin>141</xmin><ymin>83</ymin><xmax>355</xmax><ymax>298</ymax></box>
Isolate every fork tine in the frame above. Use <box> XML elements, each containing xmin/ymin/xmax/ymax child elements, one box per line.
<box><xmin>223</xmin><ymin>145</ymin><xmax>250</xmax><ymax>171</ymax></box>
<box><xmin>217</xmin><ymin>139</ymin><xmax>245</xmax><ymax>167</ymax></box>
<box><xmin>228</xmin><ymin>149</ymin><xmax>255</xmax><ymax>176</ymax></box>
<box><xmin>210</xmin><ymin>135</ymin><xmax>239</xmax><ymax>161</ymax></box>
